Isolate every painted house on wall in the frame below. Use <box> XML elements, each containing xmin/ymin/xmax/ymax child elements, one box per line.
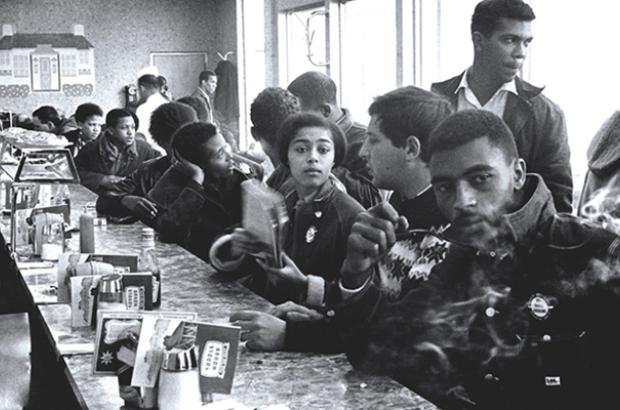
<box><xmin>0</xmin><ymin>24</ymin><xmax>95</xmax><ymax>98</ymax></box>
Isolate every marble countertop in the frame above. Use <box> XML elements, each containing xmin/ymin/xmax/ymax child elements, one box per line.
<box><xmin>22</xmin><ymin>184</ymin><xmax>439</xmax><ymax>409</ymax></box>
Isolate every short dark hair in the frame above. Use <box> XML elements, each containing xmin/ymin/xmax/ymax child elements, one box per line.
<box><xmin>198</xmin><ymin>70</ymin><xmax>217</xmax><ymax>84</ymax></box>
<box><xmin>277</xmin><ymin>112</ymin><xmax>346</xmax><ymax>167</ymax></box>
<box><xmin>149</xmin><ymin>102</ymin><xmax>197</xmax><ymax>148</ymax></box>
<box><xmin>287</xmin><ymin>71</ymin><xmax>337</xmax><ymax>109</ymax></box>
<box><xmin>176</xmin><ymin>96</ymin><xmax>208</xmax><ymax>121</ymax></box>
<box><xmin>471</xmin><ymin>0</ymin><xmax>535</xmax><ymax>37</ymax></box>
<box><xmin>105</xmin><ymin>108</ymin><xmax>134</xmax><ymax>129</ymax></box>
<box><xmin>369</xmin><ymin>86</ymin><xmax>453</xmax><ymax>162</ymax></box>
<box><xmin>250</xmin><ymin>87</ymin><xmax>300</xmax><ymax>145</ymax></box>
<box><xmin>74</xmin><ymin>103</ymin><xmax>103</xmax><ymax>123</ymax></box>
<box><xmin>138</xmin><ymin>74</ymin><xmax>160</xmax><ymax>90</ymax></box>
<box><xmin>171</xmin><ymin>121</ymin><xmax>219</xmax><ymax>165</ymax></box>
<box><xmin>428</xmin><ymin>110</ymin><xmax>518</xmax><ymax>163</ymax></box>
<box><xmin>32</xmin><ymin>105</ymin><xmax>61</xmax><ymax>127</ymax></box>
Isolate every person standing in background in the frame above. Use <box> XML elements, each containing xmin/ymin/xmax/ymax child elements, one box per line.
<box><xmin>431</xmin><ymin>0</ymin><xmax>573</xmax><ymax>213</ymax></box>
<box><xmin>192</xmin><ymin>70</ymin><xmax>218</xmax><ymax>124</ymax></box>
<box><xmin>136</xmin><ymin>74</ymin><xmax>168</xmax><ymax>155</ymax></box>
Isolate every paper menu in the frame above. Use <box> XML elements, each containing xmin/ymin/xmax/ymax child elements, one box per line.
<box><xmin>240</xmin><ymin>180</ymin><xmax>288</xmax><ymax>268</ymax></box>
<box><xmin>164</xmin><ymin>321</ymin><xmax>241</xmax><ymax>396</ymax></box>
<box><xmin>195</xmin><ymin>322</ymin><xmax>241</xmax><ymax>395</ymax></box>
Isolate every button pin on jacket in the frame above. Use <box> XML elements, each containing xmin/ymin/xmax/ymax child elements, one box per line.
<box><xmin>305</xmin><ymin>226</ymin><xmax>317</xmax><ymax>243</ymax></box>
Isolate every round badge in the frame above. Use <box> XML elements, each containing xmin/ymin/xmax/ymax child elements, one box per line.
<box><xmin>527</xmin><ymin>293</ymin><xmax>553</xmax><ymax>320</ymax></box>
<box><xmin>305</xmin><ymin>226</ymin><xmax>317</xmax><ymax>243</ymax></box>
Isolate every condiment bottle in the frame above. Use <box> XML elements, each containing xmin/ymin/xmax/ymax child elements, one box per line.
<box><xmin>138</xmin><ymin>227</ymin><xmax>161</xmax><ymax>307</ymax></box>
<box><xmin>79</xmin><ymin>204</ymin><xmax>96</xmax><ymax>253</ymax></box>
<box><xmin>158</xmin><ymin>346</ymin><xmax>201</xmax><ymax>410</ymax></box>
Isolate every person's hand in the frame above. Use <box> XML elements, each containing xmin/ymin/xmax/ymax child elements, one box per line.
<box><xmin>341</xmin><ymin>202</ymin><xmax>409</xmax><ymax>289</ymax></box>
<box><xmin>269</xmin><ymin>301</ymin><xmax>324</xmax><ymax>322</ymax></box>
<box><xmin>173</xmin><ymin>150</ymin><xmax>204</xmax><ymax>185</ymax></box>
<box><xmin>120</xmin><ymin>195</ymin><xmax>158</xmax><ymax>219</ymax></box>
<box><xmin>229</xmin><ymin>228</ymin><xmax>272</xmax><ymax>259</ymax></box>
<box><xmin>229</xmin><ymin>311</ymin><xmax>286</xmax><ymax>351</ymax></box>
<box><xmin>99</xmin><ymin>175</ymin><xmax>125</xmax><ymax>190</ymax></box>
<box><xmin>257</xmin><ymin>253</ymin><xmax>307</xmax><ymax>289</ymax></box>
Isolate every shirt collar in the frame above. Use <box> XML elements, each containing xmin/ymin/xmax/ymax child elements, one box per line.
<box><xmin>197</xmin><ymin>87</ymin><xmax>210</xmax><ymax>100</ymax></box>
<box><xmin>503</xmin><ymin>173</ymin><xmax>556</xmax><ymax>247</ymax></box>
<box><xmin>98</xmin><ymin>132</ymin><xmax>137</xmax><ymax>162</ymax></box>
<box><xmin>456</xmin><ymin>68</ymin><xmax>518</xmax><ymax>96</ymax></box>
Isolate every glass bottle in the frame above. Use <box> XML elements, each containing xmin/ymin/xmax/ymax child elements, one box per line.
<box><xmin>79</xmin><ymin>204</ymin><xmax>96</xmax><ymax>253</ymax></box>
<box><xmin>138</xmin><ymin>227</ymin><xmax>161</xmax><ymax>307</ymax></box>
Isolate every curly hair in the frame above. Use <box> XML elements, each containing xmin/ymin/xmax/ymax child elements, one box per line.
<box><xmin>250</xmin><ymin>87</ymin><xmax>300</xmax><ymax>146</ymax></box>
<box><xmin>428</xmin><ymin>110</ymin><xmax>518</xmax><ymax>163</ymax></box>
<box><xmin>149</xmin><ymin>102</ymin><xmax>197</xmax><ymax>149</ymax></box>
<box><xmin>277</xmin><ymin>112</ymin><xmax>346</xmax><ymax>168</ymax></box>
<box><xmin>74</xmin><ymin>103</ymin><xmax>103</xmax><ymax>123</ymax></box>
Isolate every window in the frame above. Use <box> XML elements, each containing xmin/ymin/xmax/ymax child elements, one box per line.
<box><xmin>280</xmin><ymin>5</ymin><xmax>328</xmax><ymax>84</ymax></box>
<box><xmin>79</xmin><ymin>50</ymin><xmax>89</xmax><ymax>65</ymax></box>
<box><xmin>0</xmin><ymin>51</ymin><xmax>9</xmax><ymax>66</ymax></box>
<box><xmin>61</xmin><ymin>54</ymin><xmax>77</xmax><ymax>76</ymax></box>
<box><xmin>339</xmin><ymin>0</ymin><xmax>398</xmax><ymax>123</ymax></box>
<box><xmin>12</xmin><ymin>55</ymin><xmax>29</xmax><ymax>77</ymax></box>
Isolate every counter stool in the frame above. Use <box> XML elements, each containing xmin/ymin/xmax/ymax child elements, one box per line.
<box><xmin>0</xmin><ymin>312</ymin><xmax>31</xmax><ymax>409</ymax></box>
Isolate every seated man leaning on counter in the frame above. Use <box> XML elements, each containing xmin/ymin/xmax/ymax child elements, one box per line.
<box><xmin>235</xmin><ymin>110</ymin><xmax>620</xmax><ymax>410</ymax></box>
<box><xmin>147</xmin><ymin>121</ymin><xmax>249</xmax><ymax>261</ymax></box>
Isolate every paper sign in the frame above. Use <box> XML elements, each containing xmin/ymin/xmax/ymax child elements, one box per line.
<box><xmin>92</xmin><ymin>310</ymin><xmax>197</xmax><ymax>375</ymax></box>
<box><xmin>70</xmin><ymin>274</ymin><xmax>101</xmax><ymax>328</ymax></box>
<box><xmin>195</xmin><ymin>321</ymin><xmax>241</xmax><ymax>395</ymax></box>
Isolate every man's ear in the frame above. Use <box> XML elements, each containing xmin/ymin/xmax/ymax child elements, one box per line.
<box><xmin>472</xmin><ymin>31</ymin><xmax>485</xmax><ymax>52</ymax></box>
<box><xmin>513</xmin><ymin>158</ymin><xmax>527</xmax><ymax>190</ymax></box>
<box><xmin>318</xmin><ymin>104</ymin><xmax>332</xmax><ymax>119</ymax></box>
<box><xmin>404</xmin><ymin>136</ymin><xmax>421</xmax><ymax>162</ymax></box>
<box><xmin>250</xmin><ymin>127</ymin><xmax>260</xmax><ymax>142</ymax></box>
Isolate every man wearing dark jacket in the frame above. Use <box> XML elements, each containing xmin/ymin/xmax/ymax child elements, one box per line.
<box><xmin>75</xmin><ymin>109</ymin><xmax>161</xmax><ymax>194</ymax></box>
<box><xmin>334</xmin><ymin>110</ymin><xmax>620</xmax><ymax>410</ymax></box>
<box><xmin>431</xmin><ymin>0</ymin><xmax>572</xmax><ymax>213</ymax></box>
<box><xmin>96</xmin><ymin>102</ymin><xmax>197</xmax><ymax>222</ymax></box>
<box><xmin>148</xmin><ymin>121</ymin><xmax>246</xmax><ymax>261</ymax></box>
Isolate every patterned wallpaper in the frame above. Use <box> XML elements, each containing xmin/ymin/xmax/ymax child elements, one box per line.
<box><xmin>0</xmin><ymin>0</ymin><xmax>237</xmax><ymax>117</ymax></box>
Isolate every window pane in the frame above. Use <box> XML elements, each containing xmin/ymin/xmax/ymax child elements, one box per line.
<box><xmin>281</xmin><ymin>6</ymin><xmax>328</xmax><ymax>85</ymax></box>
<box><xmin>13</xmin><ymin>55</ymin><xmax>29</xmax><ymax>77</ymax></box>
<box><xmin>61</xmin><ymin>55</ymin><xmax>76</xmax><ymax>76</ymax></box>
<box><xmin>340</xmin><ymin>0</ymin><xmax>397</xmax><ymax>124</ymax></box>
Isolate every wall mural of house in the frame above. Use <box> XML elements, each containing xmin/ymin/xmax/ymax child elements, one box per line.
<box><xmin>0</xmin><ymin>24</ymin><xmax>95</xmax><ymax>98</ymax></box>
